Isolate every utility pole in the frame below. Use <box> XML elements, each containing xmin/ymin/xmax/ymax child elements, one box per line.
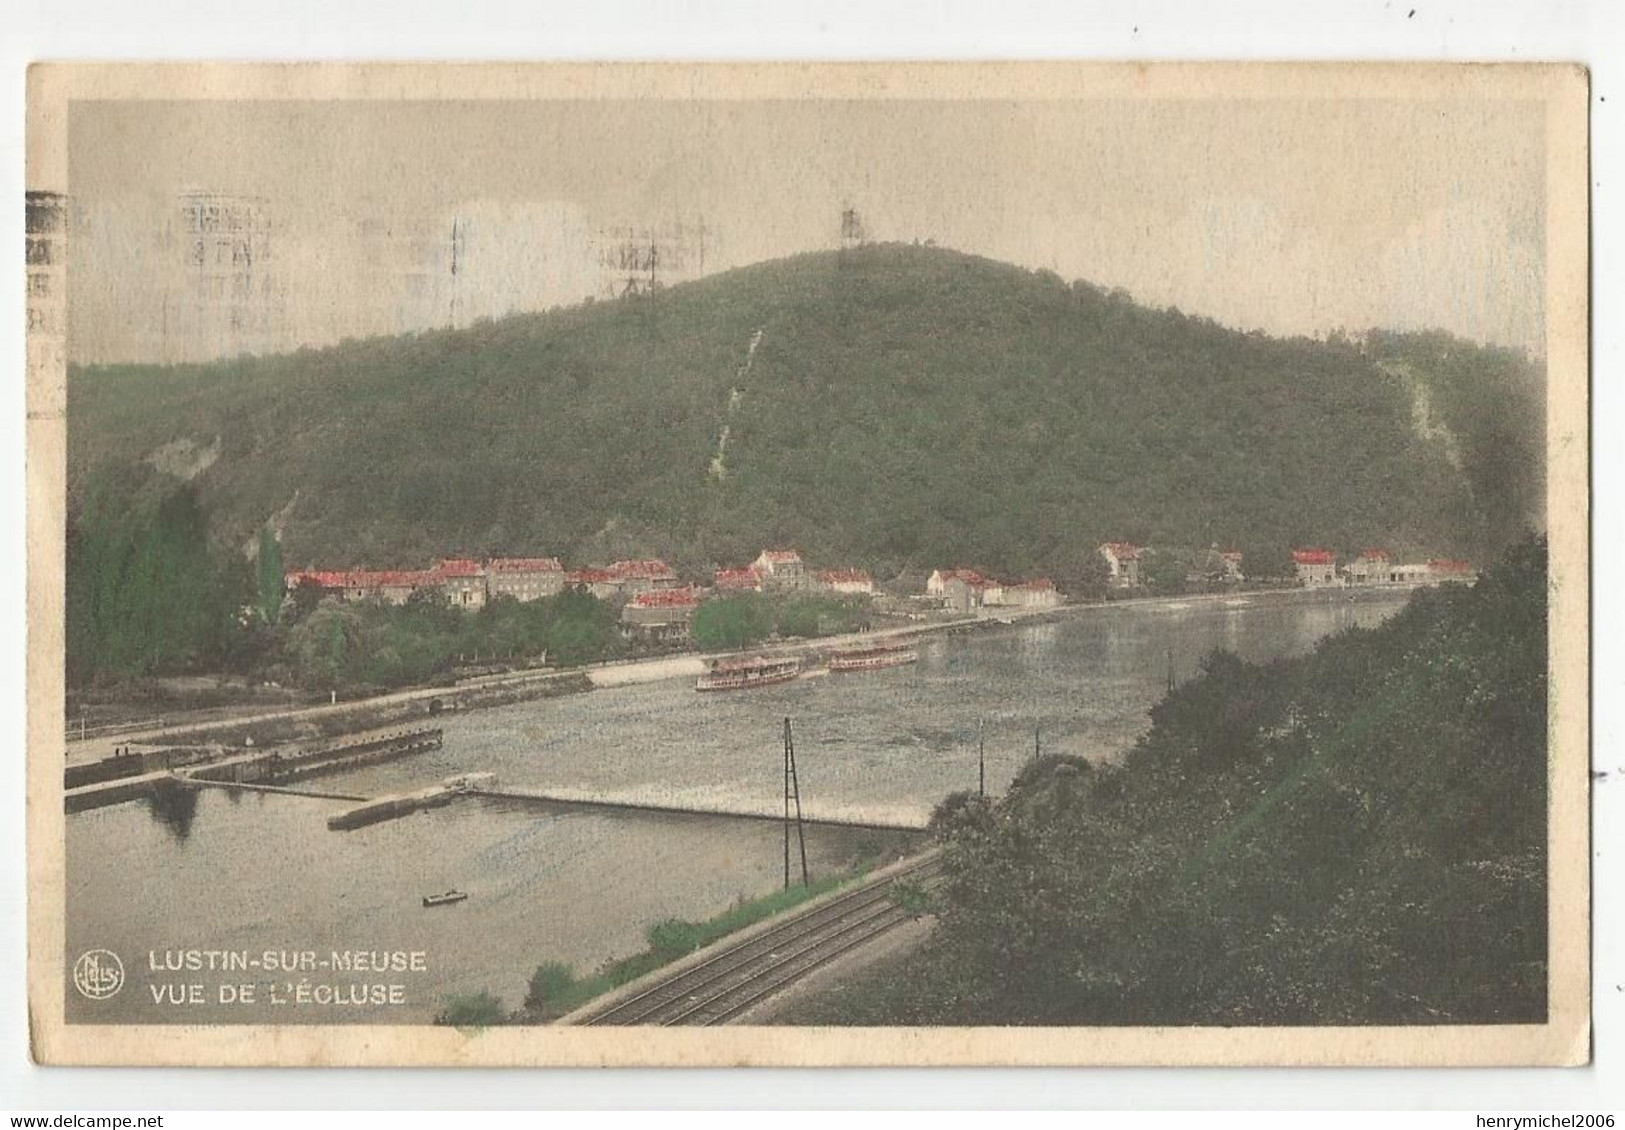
<box><xmin>978</xmin><ymin>719</ymin><xmax>986</xmax><ymax>799</ymax></box>
<box><xmin>783</xmin><ymin>717</ymin><xmax>810</xmax><ymax>890</ymax></box>
<box><xmin>1033</xmin><ymin>724</ymin><xmax>1041</xmax><ymax>763</ymax></box>
<box><xmin>1167</xmin><ymin>646</ymin><xmax>1176</xmax><ymax>694</ymax></box>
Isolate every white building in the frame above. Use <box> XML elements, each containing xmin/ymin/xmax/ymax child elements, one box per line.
<box><xmin>1292</xmin><ymin>549</ymin><xmax>1338</xmax><ymax>588</ymax></box>
<box><xmin>485</xmin><ymin>557</ymin><xmax>565</xmax><ymax>602</ymax></box>
<box><xmin>752</xmin><ymin>548</ymin><xmax>808</xmax><ymax>589</ymax></box>
<box><xmin>815</xmin><ymin>569</ymin><xmax>875</xmax><ymax>596</ymax></box>
<box><xmin>1098</xmin><ymin>543</ymin><xmax>1144</xmax><ymax>588</ymax></box>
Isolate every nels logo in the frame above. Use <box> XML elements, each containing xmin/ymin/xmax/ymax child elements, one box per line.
<box><xmin>72</xmin><ymin>949</ymin><xmax>125</xmax><ymax>1000</ymax></box>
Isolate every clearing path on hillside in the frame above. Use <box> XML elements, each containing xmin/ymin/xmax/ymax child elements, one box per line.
<box><xmin>708</xmin><ymin>327</ymin><xmax>765</xmax><ymax>481</ymax></box>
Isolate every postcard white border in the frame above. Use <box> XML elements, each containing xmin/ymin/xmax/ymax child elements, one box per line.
<box><xmin>22</xmin><ymin>60</ymin><xmax>1591</xmax><ymax>1072</ymax></box>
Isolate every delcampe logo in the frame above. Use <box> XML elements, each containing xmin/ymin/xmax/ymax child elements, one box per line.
<box><xmin>71</xmin><ymin>949</ymin><xmax>125</xmax><ymax>1000</ymax></box>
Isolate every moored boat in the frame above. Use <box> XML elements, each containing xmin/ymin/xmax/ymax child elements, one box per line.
<box><xmin>422</xmin><ymin>890</ymin><xmax>468</xmax><ymax>907</ymax></box>
<box><xmin>696</xmin><ymin>655</ymin><xmax>803</xmax><ymax>692</ymax></box>
<box><xmin>827</xmin><ymin>642</ymin><xmax>919</xmax><ymax>672</ymax></box>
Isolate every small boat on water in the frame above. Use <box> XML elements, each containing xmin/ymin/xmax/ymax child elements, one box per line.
<box><xmin>827</xmin><ymin>642</ymin><xmax>919</xmax><ymax>672</ymax></box>
<box><xmin>696</xmin><ymin>655</ymin><xmax>802</xmax><ymax>692</ymax></box>
<box><xmin>422</xmin><ymin>890</ymin><xmax>468</xmax><ymax>908</ymax></box>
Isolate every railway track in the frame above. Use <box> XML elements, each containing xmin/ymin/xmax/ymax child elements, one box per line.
<box><xmin>578</xmin><ymin>854</ymin><xmax>941</xmax><ymax>1026</ymax></box>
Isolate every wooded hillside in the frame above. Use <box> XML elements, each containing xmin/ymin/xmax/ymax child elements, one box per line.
<box><xmin>68</xmin><ymin>244</ymin><xmax>1543</xmax><ymax>579</ymax></box>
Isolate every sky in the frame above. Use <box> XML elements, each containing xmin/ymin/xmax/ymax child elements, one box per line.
<box><xmin>64</xmin><ymin>96</ymin><xmax>1547</xmax><ymax>362</ymax></box>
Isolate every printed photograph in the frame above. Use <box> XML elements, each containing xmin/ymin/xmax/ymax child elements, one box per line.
<box><xmin>25</xmin><ymin>63</ymin><xmax>1589</xmax><ymax>1065</ymax></box>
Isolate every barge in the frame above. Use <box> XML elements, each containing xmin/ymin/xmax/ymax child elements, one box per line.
<box><xmin>696</xmin><ymin>655</ymin><xmax>802</xmax><ymax>692</ymax></box>
<box><xmin>827</xmin><ymin>642</ymin><xmax>919</xmax><ymax>672</ymax></box>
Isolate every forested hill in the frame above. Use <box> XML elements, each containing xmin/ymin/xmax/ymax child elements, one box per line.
<box><xmin>67</xmin><ymin>244</ymin><xmax>1542</xmax><ymax>577</ymax></box>
<box><xmin>797</xmin><ymin>537</ymin><xmax>1550</xmax><ymax>1026</ymax></box>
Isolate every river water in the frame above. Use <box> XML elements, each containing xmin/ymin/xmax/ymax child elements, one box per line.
<box><xmin>66</xmin><ymin>590</ymin><xmax>1409</xmax><ymax>1024</ymax></box>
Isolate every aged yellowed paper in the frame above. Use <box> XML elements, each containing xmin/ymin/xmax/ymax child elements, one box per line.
<box><xmin>27</xmin><ymin>62</ymin><xmax>1589</xmax><ymax>1066</ymax></box>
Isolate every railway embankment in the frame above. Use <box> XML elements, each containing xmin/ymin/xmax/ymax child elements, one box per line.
<box><xmin>554</xmin><ymin>848</ymin><xmax>941</xmax><ymax>1026</ymax></box>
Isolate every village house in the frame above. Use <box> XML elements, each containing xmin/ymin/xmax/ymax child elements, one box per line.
<box><xmin>433</xmin><ymin>558</ymin><xmax>488</xmax><ymax>609</ymax></box>
<box><xmin>814</xmin><ymin>568</ymin><xmax>875</xmax><ymax>596</ymax></box>
<box><xmin>1344</xmin><ymin>548</ymin><xmax>1393</xmax><ymax>586</ymax></box>
<box><xmin>1291</xmin><ymin>548</ymin><xmax>1338</xmax><ymax>588</ymax></box>
<box><xmin>941</xmin><ymin>576</ymin><xmax>985</xmax><ymax>612</ymax></box>
<box><xmin>605</xmin><ymin>559</ymin><xmax>680</xmax><ymax>596</ymax></box>
<box><xmin>285</xmin><ymin>568</ymin><xmax>435</xmax><ymax>606</ymax></box>
<box><xmin>713</xmin><ymin>566</ymin><xmax>763</xmax><ymax>592</ymax></box>
<box><xmin>619</xmin><ymin>587</ymin><xmax>701</xmax><ymax>642</ymax></box>
<box><xmin>484</xmin><ymin>557</ymin><xmax>565</xmax><ymax>602</ymax></box>
<box><xmin>1098</xmin><ymin>543</ymin><xmax>1144</xmax><ymax>589</ymax></box>
<box><xmin>563</xmin><ymin>567</ymin><xmax>620</xmax><ymax>601</ymax></box>
<box><xmin>752</xmin><ymin>548</ymin><xmax>808</xmax><ymax>590</ymax></box>
<box><xmin>985</xmin><ymin>578</ymin><xmax>1062</xmax><ymax>609</ymax></box>
<box><xmin>926</xmin><ymin>568</ymin><xmax>987</xmax><ymax>597</ymax></box>
<box><xmin>1388</xmin><ymin>562</ymin><xmax>1435</xmax><ymax>584</ymax></box>
<box><xmin>927</xmin><ymin>568</ymin><xmax>994</xmax><ymax>612</ymax></box>
<box><xmin>372</xmin><ymin>570</ymin><xmax>437</xmax><ymax>605</ymax></box>
<box><xmin>284</xmin><ymin>569</ymin><xmax>344</xmax><ymax>600</ymax></box>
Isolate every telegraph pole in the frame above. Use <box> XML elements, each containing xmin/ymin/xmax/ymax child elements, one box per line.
<box><xmin>978</xmin><ymin>719</ymin><xmax>986</xmax><ymax>799</ymax></box>
<box><xmin>783</xmin><ymin>719</ymin><xmax>791</xmax><ymax>889</ymax></box>
<box><xmin>783</xmin><ymin>717</ymin><xmax>809</xmax><ymax>889</ymax></box>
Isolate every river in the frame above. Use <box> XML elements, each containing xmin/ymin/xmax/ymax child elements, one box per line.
<box><xmin>66</xmin><ymin>590</ymin><xmax>1410</xmax><ymax>1024</ymax></box>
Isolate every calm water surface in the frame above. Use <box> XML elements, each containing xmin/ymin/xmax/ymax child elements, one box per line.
<box><xmin>67</xmin><ymin>591</ymin><xmax>1407</xmax><ymax>1023</ymax></box>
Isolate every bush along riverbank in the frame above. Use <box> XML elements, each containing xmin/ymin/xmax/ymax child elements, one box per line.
<box><xmin>433</xmin><ymin>865</ymin><xmax>879</xmax><ymax>1026</ymax></box>
<box><xmin>778</xmin><ymin>537</ymin><xmax>1550</xmax><ymax>1027</ymax></box>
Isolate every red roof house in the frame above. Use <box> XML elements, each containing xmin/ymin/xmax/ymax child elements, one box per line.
<box><xmin>485</xmin><ymin>557</ymin><xmax>565</xmax><ymax>602</ymax></box>
<box><xmin>927</xmin><ymin>568</ymin><xmax>991</xmax><ymax>594</ymax></box>
<box><xmin>488</xmin><ymin>557</ymin><xmax>563</xmax><ymax>574</ymax></box>
<box><xmin>1097</xmin><ymin>543</ymin><xmax>1145</xmax><ymax>587</ymax></box>
<box><xmin>751</xmin><ymin>548</ymin><xmax>809</xmax><ymax>588</ymax></box>
<box><xmin>815</xmin><ymin>568</ymin><xmax>875</xmax><ymax>594</ymax></box>
<box><xmin>433</xmin><ymin>558</ymin><xmax>486</xmax><ymax>608</ymax></box>
<box><xmin>283</xmin><ymin>568</ymin><xmax>436</xmax><ymax>604</ymax></box>
<box><xmin>628</xmin><ymin>587</ymin><xmax>701</xmax><ymax>608</ymax></box>
<box><xmin>714</xmin><ymin>566</ymin><xmax>764</xmax><ymax>591</ymax></box>
<box><xmin>1292</xmin><ymin>548</ymin><xmax>1338</xmax><ymax>588</ymax></box>
<box><xmin>607</xmin><ymin>559</ymin><xmax>678</xmax><ymax>581</ymax></box>
<box><xmin>433</xmin><ymin>558</ymin><xmax>485</xmax><ymax>578</ymax></box>
<box><xmin>620</xmin><ymin>587</ymin><xmax>702</xmax><ymax>637</ymax></box>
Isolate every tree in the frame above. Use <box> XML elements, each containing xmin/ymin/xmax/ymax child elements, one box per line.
<box><xmin>284</xmin><ymin>600</ymin><xmax>364</xmax><ymax>689</ymax></box>
<box><xmin>285</xmin><ymin>577</ymin><xmax>329</xmax><ymax>623</ymax></box>
<box><xmin>65</xmin><ymin>468</ymin><xmax>247</xmax><ymax>684</ymax></box>
<box><xmin>523</xmin><ymin>962</ymin><xmax>578</xmax><ymax>1017</ymax></box>
<box><xmin>1139</xmin><ymin>547</ymin><xmax>1188</xmax><ymax>595</ymax></box>
<box><xmin>691</xmin><ymin>595</ymin><xmax>772</xmax><ymax>650</ymax></box>
<box><xmin>859</xmin><ymin>537</ymin><xmax>1549</xmax><ymax>1027</ymax></box>
<box><xmin>433</xmin><ymin>991</ymin><xmax>507</xmax><ymax>1027</ymax></box>
<box><xmin>255</xmin><ymin>526</ymin><xmax>284</xmax><ymax>625</ymax></box>
<box><xmin>1049</xmin><ymin>545</ymin><xmax>1113</xmax><ymax>601</ymax></box>
<box><xmin>540</xmin><ymin>588</ymin><xmax>622</xmax><ymax>667</ymax></box>
<box><xmin>1239</xmin><ymin>543</ymin><xmax>1295</xmax><ymax>583</ymax></box>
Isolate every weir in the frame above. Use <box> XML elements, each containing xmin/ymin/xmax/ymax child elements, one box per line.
<box><xmin>184</xmin><ymin>727</ymin><xmax>444</xmax><ymax>786</ymax></box>
<box><xmin>326</xmin><ymin>773</ymin><xmax>496</xmax><ymax>830</ymax></box>
<box><xmin>468</xmin><ymin>785</ymin><xmax>929</xmax><ymax>832</ymax></box>
<box><xmin>63</xmin><ymin>770</ymin><xmax>182</xmax><ymax>814</ymax></box>
<box><xmin>63</xmin><ymin>727</ymin><xmax>445</xmax><ymax>813</ymax></box>
<box><xmin>186</xmin><ymin>779</ymin><xmax>369</xmax><ymax>802</ymax></box>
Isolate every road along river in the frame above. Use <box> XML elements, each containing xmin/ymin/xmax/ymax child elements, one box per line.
<box><xmin>66</xmin><ymin>589</ymin><xmax>1410</xmax><ymax>1024</ymax></box>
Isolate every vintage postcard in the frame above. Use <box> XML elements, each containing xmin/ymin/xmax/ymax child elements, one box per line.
<box><xmin>25</xmin><ymin>62</ymin><xmax>1590</xmax><ymax>1067</ymax></box>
